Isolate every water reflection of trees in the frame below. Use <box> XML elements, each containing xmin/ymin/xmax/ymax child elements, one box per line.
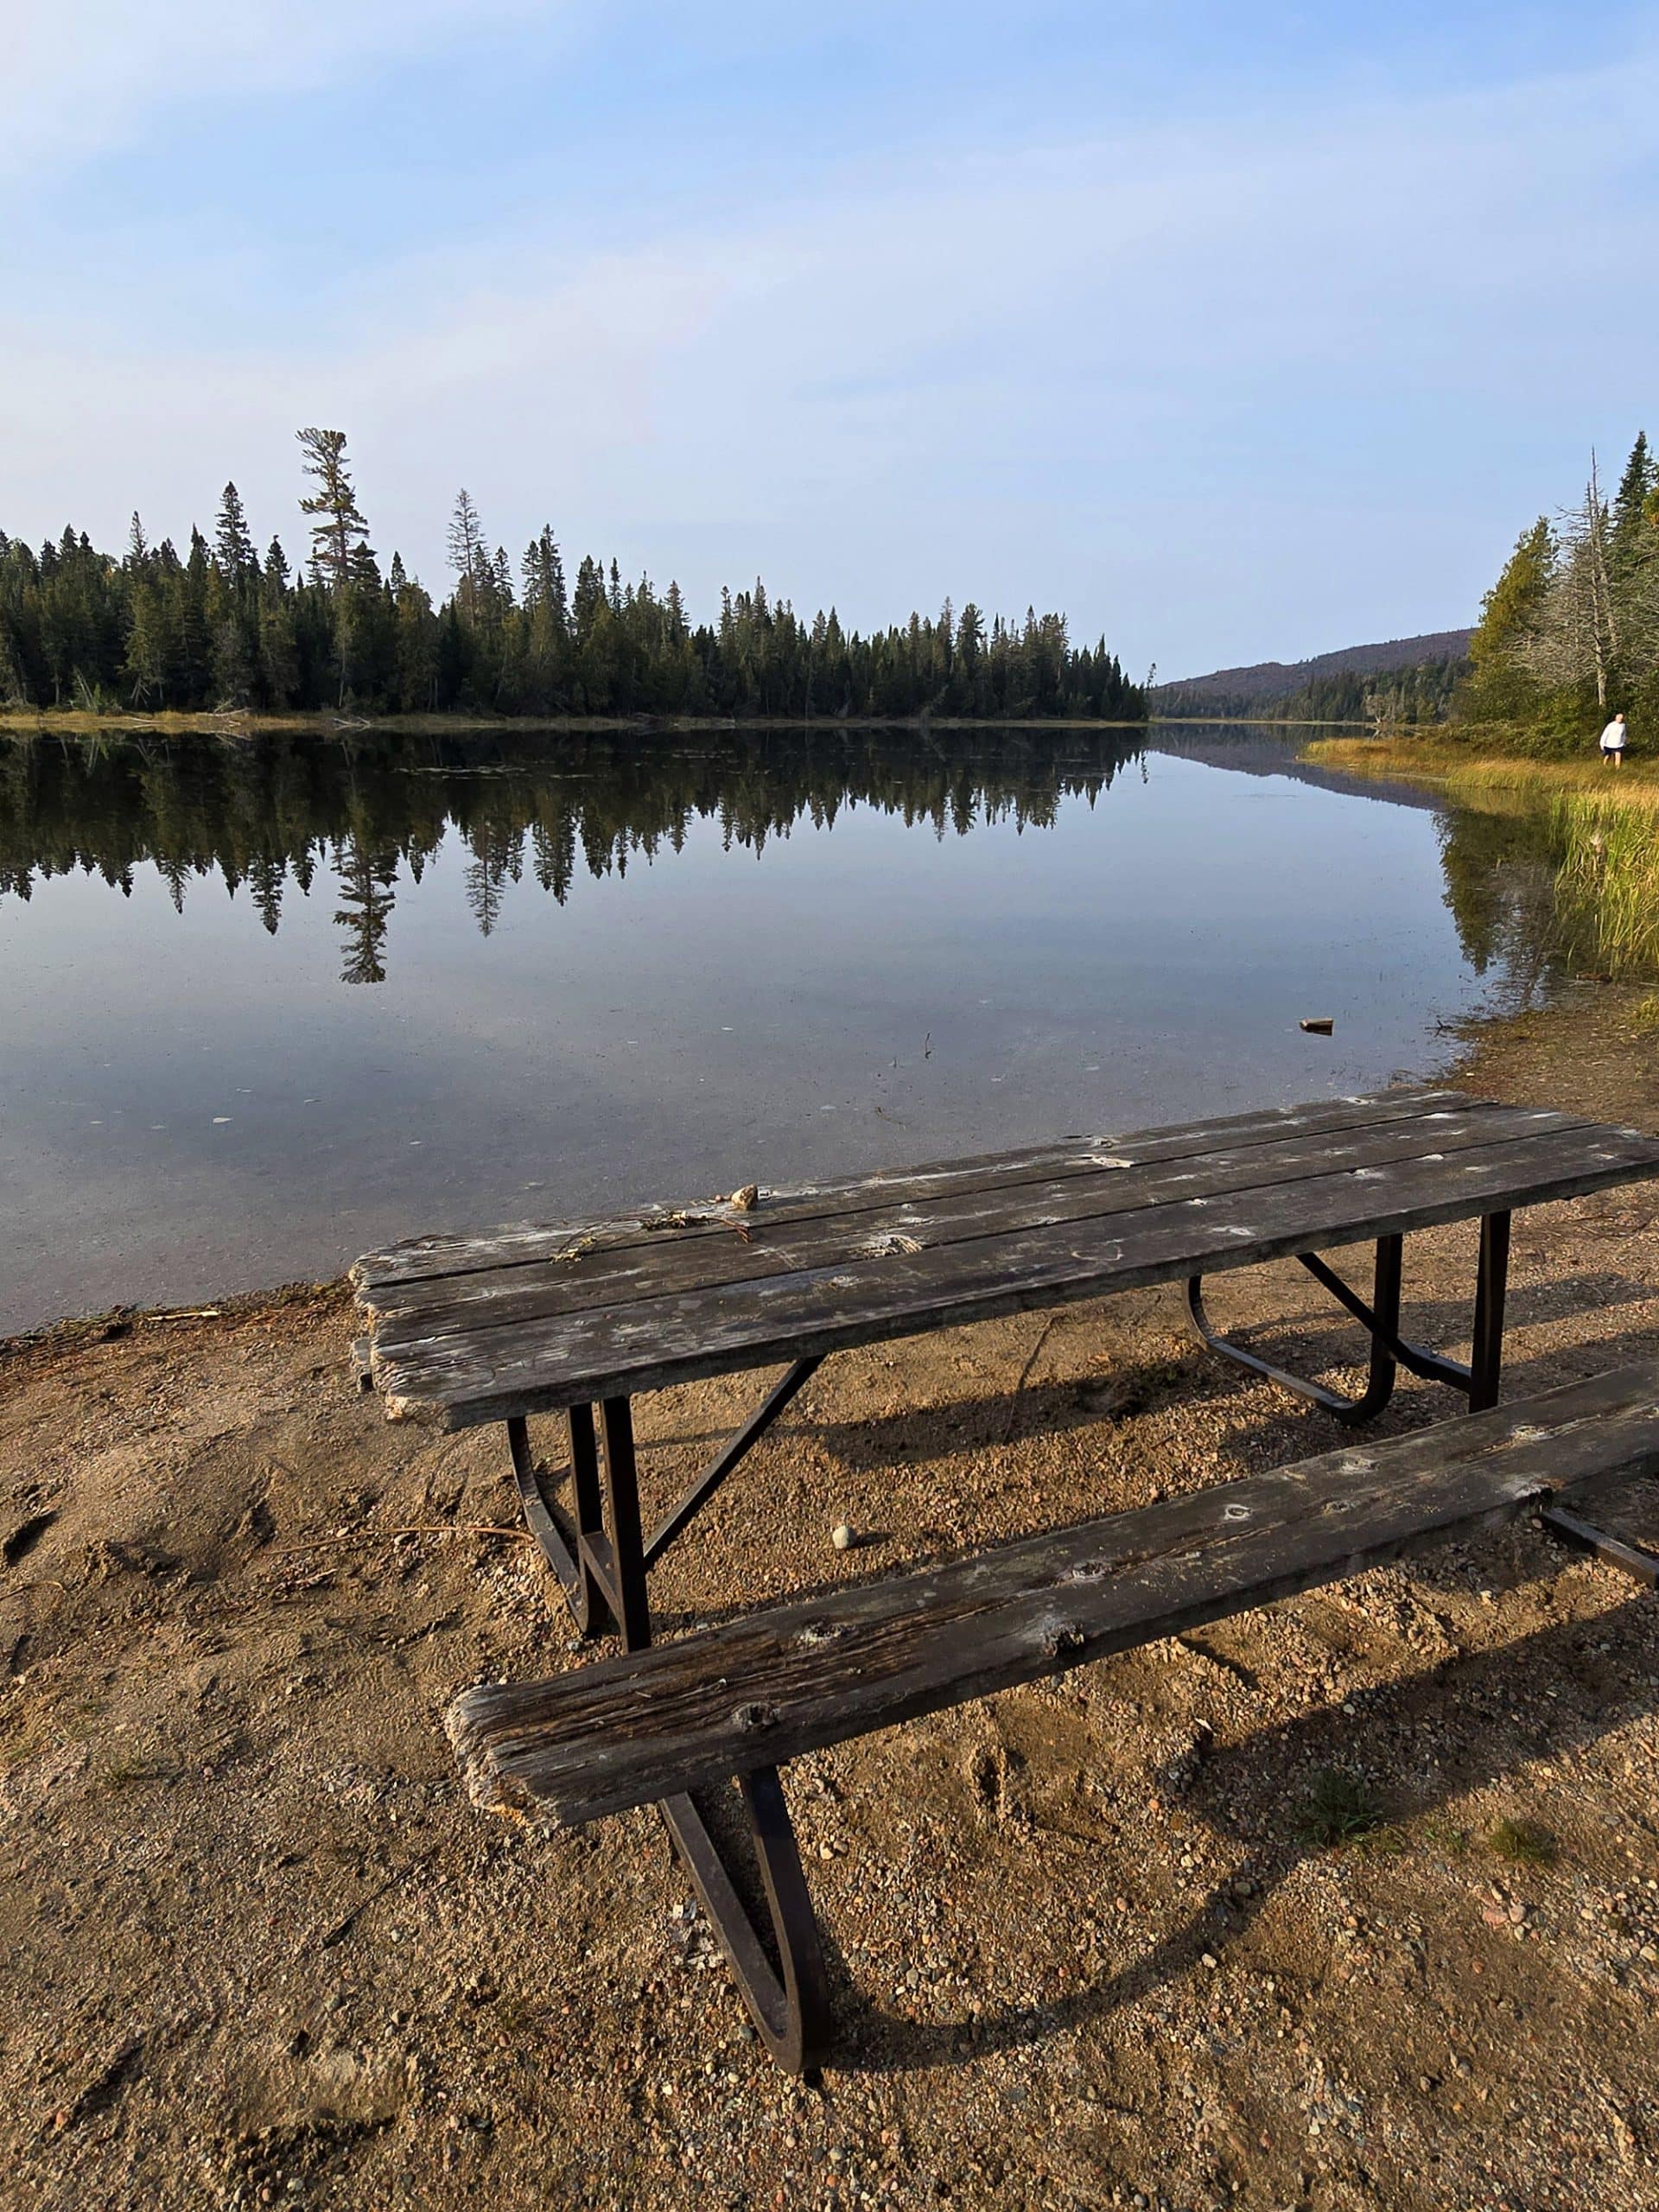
<box><xmin>0</xmin><ymin>725</ymin><xmax>1143</xmax><ymax>985</ymax></box>
<box><xmin>1434</xmin><ymin>803</ymin><xmax>1573</xmax><ymax>998</ymax></box>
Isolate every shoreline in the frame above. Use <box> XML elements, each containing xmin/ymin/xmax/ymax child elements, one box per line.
<box><xmin>0</xmin><ymin>709</ymin><xmax>1153</xmax><ymax>740</ymax></box>
<box><xmin>5</xmin><ymin>968</ymin><xmax>1657</xmax><ymax>2209</ymax></box>
<box><xmin>5</xmin><ymin>974</ymin><xmax>1652</xmax><ymax>1362</ymax></box>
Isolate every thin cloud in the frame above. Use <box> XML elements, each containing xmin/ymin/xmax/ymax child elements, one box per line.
<box><xmin>0</xmin><ymin>0</ymin><xmax>554</xmax><ymax>181</ymax></box>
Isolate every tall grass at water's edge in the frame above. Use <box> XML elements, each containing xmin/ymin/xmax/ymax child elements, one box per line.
<box><xmin>1306</xmin><ymin>738</ymin><xmax>1659</xmax><ymax>977</ymax></box>
<box><xmin>1551</xmin><ymin>791</ymin><xmax>1659</xmax><ymax>974</ymax></box>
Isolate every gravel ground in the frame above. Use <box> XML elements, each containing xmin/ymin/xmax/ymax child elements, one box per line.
<box><xmin>3</xmin><ymin>988</ymin><xmax>1657</xmax><ymax>2212</ymax></box>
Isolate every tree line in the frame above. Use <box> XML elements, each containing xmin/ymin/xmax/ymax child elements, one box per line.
<box><xmin>1156</xmin><ymin>656</ymin><xmax>1467</xmax><ymax>726</ymax></box>
<box><xmin>0</xmin><ymin>428</ymin><xmax>1145</xmax><ymax>726</ymax></box>
<box><xmin>1460</xmin><ymin>432</ymin><xmax>1659</xmax><ymax>747</ymax></box>
<box><xmin>1273</xmin><ymin>655</ymin><xmax>1468</xmax><ymax>727</ymax></box>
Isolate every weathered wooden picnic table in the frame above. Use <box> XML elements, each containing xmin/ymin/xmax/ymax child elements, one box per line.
<box><xmin>353</xmin><ymin>1084</ymin><xmax>1659</xmax><ymax>2067</ymax></box>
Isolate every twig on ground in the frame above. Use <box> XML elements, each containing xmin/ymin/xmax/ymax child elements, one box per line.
<box><xmin>277</xmin><ymin>1522</ymin><xmax>538</xmax><ymax>1555</ymax></box>
<box><xmin>1002</xmin><ymin>1315</ymin><xmax>1057</xmax><ymax>1440</ymax></box>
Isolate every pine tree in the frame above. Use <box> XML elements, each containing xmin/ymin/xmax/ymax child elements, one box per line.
<box><xmin>257</xmin><ymin>592</ymin><xmax>300</xmax><ymax>708</ymax></box>
<box><xmin>296</xmin><ymin>428</ymin><xmax>373</xmax><ymax>590</ymax></box>
<box><xmin>522</xmin><ymin>526</ymin><xmax>568</xmax><ymax>630</ymax></box>
<box><xmin>393</xmin><ymin>573</ymin><xmax>438</xmax><ymax>711</ymax></box>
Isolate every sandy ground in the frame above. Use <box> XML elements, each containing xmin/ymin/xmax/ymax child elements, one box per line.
<box><xmin>3</xmin><ymin>986</ymin><xmax>1658</xmax><ymax>2212</ymax></box>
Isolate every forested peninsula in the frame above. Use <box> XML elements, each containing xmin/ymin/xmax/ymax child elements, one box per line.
<box><xmin>0</xmin><ymin>429</ymin><xmax>1144</xmax><ymax>726</ymax></box>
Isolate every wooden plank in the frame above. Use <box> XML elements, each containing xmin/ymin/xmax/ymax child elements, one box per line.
<box><xmin>376</xmin><ymin>1122</ymin><xmax>1659</xmax><ymax>1424</ymax></box>
<box><xmin>353</xmin><ymin>1087</ymin><xmax>1475</xmax><ymax>1293</ymax></box>
<box><xmin>364</xmin><ymin>1103</ymin><xmax>1588</xmax><ymax>1351</ymax></box>
<box><xmin>446</xmin><ymin>1358</ymin><xmax>1659</xmax><ymax>1827</ymax></box>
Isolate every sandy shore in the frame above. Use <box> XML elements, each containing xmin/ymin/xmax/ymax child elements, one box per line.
<box><xmin>3</xmin><ymin>988</ymin><xmax>1657</xmax><ymax>2211</ymax></box>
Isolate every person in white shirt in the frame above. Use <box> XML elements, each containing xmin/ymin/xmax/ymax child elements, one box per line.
<box><xmin>1600</xmin><ymin>710</ymin><xmax>1628</xmax><ymax>766</ymax></box>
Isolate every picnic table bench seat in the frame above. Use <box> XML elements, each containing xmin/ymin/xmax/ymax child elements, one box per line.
<box><xmin>449</xmin><ymin>1360</ymin><xmax>1659</xmax><ymax>2072</ymax></box>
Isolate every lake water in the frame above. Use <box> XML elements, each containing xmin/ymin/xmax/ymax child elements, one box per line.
<box><xmin>0</xmin><ymin>721</ymin><xmax>1561</xmax><ymax>1333</ymax></box>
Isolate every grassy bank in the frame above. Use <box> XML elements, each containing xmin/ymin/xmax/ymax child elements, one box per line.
<box><xmin>1307</xmin><ymin>732</ymin><xmax>1659</xmax><ymax>794</ymax></box>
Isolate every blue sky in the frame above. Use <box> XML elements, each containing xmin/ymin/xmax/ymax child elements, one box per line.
<box><xmin>5</xmin><ymin>2</ymin><xmax>1657</xmax><ymax>674</ymax></box>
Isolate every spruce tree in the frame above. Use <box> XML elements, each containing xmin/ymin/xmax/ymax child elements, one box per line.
<box><xmin>1612</xmin><ymin>432</ymin><xmax>1654</xmax><ymax>574</ymax></box>
<box><xmin>447</xmin><ymin>491</ymin><xmax>488</xmax><ymax>623</ymax></box>
<box><xmin>214</xmin><ymin>482</ymin><xmax>256</xmax><ymax>582</ymax></box>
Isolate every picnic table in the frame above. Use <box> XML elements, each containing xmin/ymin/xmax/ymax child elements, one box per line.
<box><xmin>354</xmin><ymin>1084</ymin><xmax>1659</xmax><ymax>1644</ymax></box>
<box><xmin>353</xmin><ymin>1083</ymin><xmax>1659</xmax><ymax>2070</ymax></box>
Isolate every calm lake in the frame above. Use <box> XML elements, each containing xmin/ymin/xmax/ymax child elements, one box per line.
<box><xmin>0</xmin><ymin>721</ymin><xmax>1566</xmax><ymax>1333</ymax></box>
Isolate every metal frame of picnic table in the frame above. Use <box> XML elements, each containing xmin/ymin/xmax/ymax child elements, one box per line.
<box><xmin>496</xmin><ymin>1209</ymin><xmax>1515</xmax><ymax>2071</ymax></box>
<box><xmin>1186</xmin><ymin>1209</ymin><xmax>1511</xmax><ymax>1423</ymax></box>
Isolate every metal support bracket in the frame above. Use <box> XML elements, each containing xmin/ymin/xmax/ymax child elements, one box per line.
<box><xmin>1186</xmin><ymin>1211</ymin><xmax>1512</xmax><ymax>1426</ymax></box>
<box><xmin>646</xmin><ymin>1358</ymin><xmax>821</xmax><ymax>1567</ymax></box>
<box><xmin>1540</xmin><ymin>1503</ymin><xmax>1659</xmax><ymax>1587</ymax></box>
<box><xmin>1186</xmin><ymin>1235</ymin><xmax>1404</xmax><ymax>1425</ymax></box>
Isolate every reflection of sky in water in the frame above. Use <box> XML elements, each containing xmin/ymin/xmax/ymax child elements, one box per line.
<box><xmin>1</xmin><ymin>738</ymin><xmax>1514</xmax><ymax>1328</ymax></box>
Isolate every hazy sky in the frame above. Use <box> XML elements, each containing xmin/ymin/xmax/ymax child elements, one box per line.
<box><xmin>6</xmin><ymin>2</ymin><xmax>1656</xmax><ymax>675</ymax></box>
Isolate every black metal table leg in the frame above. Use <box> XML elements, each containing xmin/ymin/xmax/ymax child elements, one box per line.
<box><xmin>1186</xmin><ymin>1235</ymin><xmax>1402</xmax><ymax>1425</ymax></box>
<box><xmin>646</xmin><ymin>1357</ymin><xmax>822</xmax><ymax>1567</ymax></box>
<box><xmin>507</xmin><ymin>1406</ymin><xmax>614</xmax><ymax>1637</ymax></box>
<box><xmin>1469</xmin><ymin>1210</ymin><xmax>1511</xmax><ymax>1413</ymax></box>
<box><xmin>507</xmin><ymin>1389</ymin><xmax>836</xmax><ymax>2069</ymax></box>
<box><xmin>510</xmin><ymin>1362</ymin><xmax>823</xmax><ymax>1633</ymax></box>
<box><xmin>659</xmin><ymin>1769</ymin><xmax>832</xmax><ymax>2075</ymax></box>
<box><xmin>1190</xmin><ymin>1211</ymin><xmax>1516</xmax><ymax>1426</ymax></box>
<box><xmin>596</xmin><ymin>1396</ymin><xmax>652</xmax><ymax>1651</ymax></box>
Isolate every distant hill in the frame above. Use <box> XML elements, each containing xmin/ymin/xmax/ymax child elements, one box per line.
<box><xmin>1153</xmin><ymin>629</ymin><xmax>1474</xmax><ymax>720</ymax></box>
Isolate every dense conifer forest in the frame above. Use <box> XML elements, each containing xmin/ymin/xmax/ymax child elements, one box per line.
<box><xmin>0</xmin><ymin>429</ymin><xmax>1144</xmax><ymax>725</ymax></box>
<box><xmin>1156</xmin><ymin>654</ymin><xmax>1468</xmax><ymax>726</ymax></box>
<box><xmin>1269</xmin><ymin>655</ymin><xmax>1468</xmax><ymax>725</ymax></box>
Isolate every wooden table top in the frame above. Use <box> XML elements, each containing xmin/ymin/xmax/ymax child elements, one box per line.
<box><xmin>353</xmin><ymin>1087</ymin><xmax>1659</xmax><ymax>1429</ymax></box>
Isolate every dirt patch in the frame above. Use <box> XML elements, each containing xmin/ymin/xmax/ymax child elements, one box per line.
<box><xmin>3</xmin><ymin>1015</ymin><xmax>1657</xmax><ymax>2210</ymax></box>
